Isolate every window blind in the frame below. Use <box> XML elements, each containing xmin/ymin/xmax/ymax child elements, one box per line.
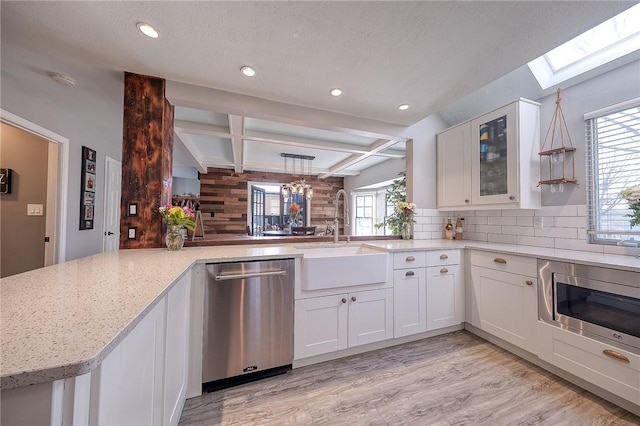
<box><xmin>586</xmin><ymin>103</ymin><xmax>640</xmax><ymax>242</ymax></box>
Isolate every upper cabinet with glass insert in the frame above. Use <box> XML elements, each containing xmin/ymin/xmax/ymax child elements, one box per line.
<box><xmin>437</xmin><ymin>98</ymin><xmax>541</xmax><ymax>210</ymax></box>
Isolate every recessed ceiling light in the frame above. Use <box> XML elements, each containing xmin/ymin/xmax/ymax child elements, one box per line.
<box><xmin>136</xmin><ymin>22</ymin><xmax>159</xmax><ymax>39</ymax></box>
<box><xmin>330</xmin><ymin>88</ymin><xmax>342</xmax><ymax>97</ymax></box>
<box><xmin>398</xmin><ymin>104</ymin><xmax>410</xmax><ymax>111</ymax></box>
<box><xmin>241</xmin><ymin>66</ymin><xmax>256</xmax><ymax>77</ymax></box>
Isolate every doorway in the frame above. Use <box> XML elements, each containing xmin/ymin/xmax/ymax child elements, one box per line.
<box><xmin>0</xmin><ymin>110</ymin><xmax>69</xmax><ymax>275</ymax></box>
<box><xmin>103</xmin><ymin>157</ymin><xmax>121</xmax><ymax>251</ymax></box>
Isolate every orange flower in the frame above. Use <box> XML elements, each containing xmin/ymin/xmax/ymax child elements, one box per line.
<box><xmin>289</xmin><ymin>202</ymin><xmax>300</xmax><ymax>215</ymax></box>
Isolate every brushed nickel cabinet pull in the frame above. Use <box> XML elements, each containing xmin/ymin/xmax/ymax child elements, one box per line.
<box><xmin>351</xmin><ymin>296</ymin><xmax>357</xmax><ymax>302</ymax></box>
<box><xmin>440</xmin><ymin>268</ymin><xmax>449</xmax><ymax>274</ymax></box>
<box><xmin>406</xmin><ymin>256</ymin><xmax>415</xmax><ymax>262</ymax></box>
<box><xmin>526</xmin><ymin>280</ymin><xmax>533</xmax><ymax>286</ymax></box>
<box><xmin>494</xmin><ymin>258</ymin><xmax>507</xmax><ymax>264</ymax></box>
<box><xmin>602</xmin><ymin>349</ymin><xmax>629</xmax><ymax>363</ymax></box>
<box><xmin>440</xmin><ymin>254</ymin><xmax>448</xmax><ymax>260</ymax></box>
<box><xmin>341</xmin><ymin>298</ymin><xmax>347</xmax><ymax>304</ymax></box>
<box><xmin>405</xmin><ymin>271</ymin><xmax>415</xmax><ymax>277</ymax></box>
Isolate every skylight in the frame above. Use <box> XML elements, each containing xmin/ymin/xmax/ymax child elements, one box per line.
<box><xmin>528</xmin><ymin>4</ymin><xmax>640</xmax><ymax>89</ymax></box>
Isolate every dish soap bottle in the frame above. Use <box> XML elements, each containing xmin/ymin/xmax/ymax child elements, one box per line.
<box><xmin>455</xmin><ymin>216</ymin><xmax>463</xmax><ymax>240</ymax></box>
<box><xmin>445</xmin><ymin>217</ymin><xmax>454</xmax><ymax>240</ymax></box>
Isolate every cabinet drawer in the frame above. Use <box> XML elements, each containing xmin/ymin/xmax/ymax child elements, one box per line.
<box><xmin>393</xmin><ymin>251</ymin><xmax>426</xmax><ymax>269</ymax></box>
<box><xmin>469</xmin><ymin>250</ymin><xmax>536</xmax><ymax>277</ymax></box>
<box><xmin>426</xmin><ymin>250</ymin><xmax>460</xmax><ymax>266</ymax></box>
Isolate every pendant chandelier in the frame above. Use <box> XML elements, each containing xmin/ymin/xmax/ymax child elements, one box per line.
<box><xmin>281</xmin><ymin>153</ymin><xmax>315</xmax><ymax>201</ymax></box>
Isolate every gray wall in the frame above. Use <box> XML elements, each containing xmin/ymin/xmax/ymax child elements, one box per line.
<box><xmin>537</xmin><ymin>59</ymin><xmax>640</xmax><ymax>206</ymax></box>
<box><xmin>1</xmin><ymin>32</ymin><xmax>124</xmax><ymax>261</ymax></box>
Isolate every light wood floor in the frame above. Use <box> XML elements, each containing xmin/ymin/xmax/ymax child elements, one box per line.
<box><xmin>180</xmin><ymin>331</ymin><xmax>640</xmax><ymax>425</ymax></box>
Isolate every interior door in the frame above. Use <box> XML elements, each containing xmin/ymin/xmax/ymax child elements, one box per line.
<box><xmin>103</xmin><ymin>157</ymin><xmax>121</xmax><ymax>251</ymax></box>
<box><xmin>251</xmin><ymin>185</ymin><xmax>265</xmax><ymax>235</ymax></box>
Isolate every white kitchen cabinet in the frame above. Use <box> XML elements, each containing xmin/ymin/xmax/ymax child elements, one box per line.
<box><xmin>436</xmin><ymin>98</ymin><xmax>541</xmax><ymax>210</ymax></box>
<box><xmin>426</xmin><ymin>264</ymin><xmax>463</xmax><ymax>331</ymax></box>
<box><xmin>393</xmin><ymin>268</ymin><xmax>427</xmax><ymax>337</ymax></box>
<box><xmin>163</xmin><ymin>272</ymin><xmax>191</xmax><ymax>426</ymax></box>
<box><xmin>537</xmin><ymin>322</ymin><xmax>640</xmax><ymax>406</ymax></box>
<box><xmin>294</xmin><ymin>294</ymin><xmax>349</xmax><ymax>359</ymax></box>
<box><xmin>469</xmin><ymin>251</ymin><xmax>538</xmax><ymax>353</ymax></box>
<box><xmin>89</xmin><ymin>298</ymin><xmax>167</xmax><ymax>426</ymax></box>
<box><xmin>294</xmin><ymin>288</ymin><xmax>393</xmax><ymax>359</ymax></box>
<box><xmin>437</xmin><ymin>122</ymin><xmax>472</xmax><ymax>209</ymax></box>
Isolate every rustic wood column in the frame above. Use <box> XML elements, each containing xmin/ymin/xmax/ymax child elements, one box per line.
<box><xmin>120</xmin><ymin>72</ymin><xmax>173</xmax><ymax>249</ymax></box>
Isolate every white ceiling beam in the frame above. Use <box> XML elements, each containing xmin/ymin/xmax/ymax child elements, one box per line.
<box><xmin>242</xmin><ymin>160</ymin><xmax>359</xmax><ymax>176</ymax></box>
<box><xmin>173</xmin><ymin>131</ymin><xmax>207</xmax><ymax>174</ymax></box>
<box><xmin>228</xmin><ymin>115</ymin><xmax>245</xmax><ymax>173</ymax></box>
<box><xmin>244</xmin><ymin>130</ymin><xmax>405</xmax><ymax>158</ymax></box>
<box><xmin>319</xmin><ymin>139</ymin><xmax>405</xmax><ymax>178</ymax></box>
<box><xmin>174</xmin><ymin>120</ymin><xmax>231</xmax><ymax>139</ymax></box>
<box><xmin>199</xmin><ymin>155</ymin><xmax>236</xmax><ymax>169</ymax></box>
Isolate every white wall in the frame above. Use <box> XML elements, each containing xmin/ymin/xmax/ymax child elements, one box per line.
<box><xmin>1</xmin><ymin>34</ymin><xmax>124</xmax><ymax>261</ymax></box>
<box><xmin>172</xmin><ymin>177</ymin><xmax>200</xmax><ymax>197</ymax></box>
<box><xmin>536</xmin><ymin>59</ymin><xmax>640</xmax><ymax>206</ymax></box>
<box><xmin>344</xmin><ymin>158</ymin><xmax>405</xmax><ymax>195</ymax></box>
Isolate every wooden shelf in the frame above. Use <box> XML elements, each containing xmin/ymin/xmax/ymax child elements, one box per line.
<box><xmin>538</xmin><ymin>178</ymin><xmax>578</xmax><ymax>185</ymax></box>
<box><xmin>538</xmin><ymin>147</ymin><xmax>576</xmax><ymax>156</ymax></box>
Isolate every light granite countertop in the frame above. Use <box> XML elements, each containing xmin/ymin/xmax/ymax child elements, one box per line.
<box><xmin>1</xmin><ymin>240</ymin><xmax>637</xmax><ymax>390</ymax></box>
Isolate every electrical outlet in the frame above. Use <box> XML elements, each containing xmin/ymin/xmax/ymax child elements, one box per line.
<box><xmin>534</xmin><ymin>217</ymin><xmax>543</xmax><ymax>229</ymax></box>
<box><xmin>128</xmin><ymin>228</ymin><xmax>136</xmax><ymax>239</ymax></box>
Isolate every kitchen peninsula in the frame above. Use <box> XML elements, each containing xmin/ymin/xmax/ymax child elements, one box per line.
<box><xmin>2</xmin><ymin>241</ymin><xmax>639</xmax><ymax>424</ymax></box>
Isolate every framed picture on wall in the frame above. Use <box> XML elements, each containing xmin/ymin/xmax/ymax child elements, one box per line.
<box><xmin>80</xmin><ymin>146</ymin><xmax>96</xmax><ymax>230</ymax></box>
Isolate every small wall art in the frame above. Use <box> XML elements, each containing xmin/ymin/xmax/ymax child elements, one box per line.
<box><xmin>80</xmin><ymin>146</ymin><xmax>96</xmax><ymax>230</ymax></box>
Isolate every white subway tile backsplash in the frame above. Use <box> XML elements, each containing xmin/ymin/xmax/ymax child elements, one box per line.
<box><xmin>535</xmin><ymin>227</ymin><xmax>577</xmax><ymax>239</ymax></box>
<box><xmin>489</xmin><ymin>216</ymin><xmax>517</xmax><ymax>226</ymax></box>
<box><xmin>464</xmin><ymin>216</ymin><xmax>488</xmax><ymax>225</ymax></box>
<box><xmin>501</xmin><ymin>225</ymin><xmax>535</xmax><ymax>236</ymax></box>
<box><xmin>517</xmin><ymin>235</ymin><xmax>555</xmax><ymax>248</ymax></box>
<box><xmin>538</xmin><ymin>205</ymin><xmax>578</xmax><ymax>217</ymax></box>
<box><xmin>474</xmin><ymin>210</ymin><xmax>495</xmax><ymax>216</ymax></box>
<box><xmin>516</xmin><ymin>216</ymin><xmax>534</xmax><ymax>227</ymax></box>
<box><xmin>554</xmin><ymin>216</ymin><xmax>586</xmax><ymax>229</ymax></box>
<box><xmin>475</xmin><ymin>224</ymin><xmax>502</xmax><ymax>234</ymax></box>
<box><xmin>577</xmin><ymin>205</ymin><xmax>587</xmax><ymax>217</ymax></box>
<box><xmin>501</xmin><ymin>209</ymin><xmax>535</xmax><ymax>217</ymax></box>
<box><xmin>488</xmin><ymin>234</ymin><xmax>517</xmax><ymax>244</ymax></box>
<box><xmin>464</xmin><ymin>231</ymin><xmax>488</xmax><ymax>242</ymax></box>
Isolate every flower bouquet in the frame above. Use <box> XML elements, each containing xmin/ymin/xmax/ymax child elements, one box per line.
<box><xmin>289</xmin><ymin>202</ymin><xmax>301</xmax><ymax>225</ymax></box>
<box><xmin>621</xmin><ymin>185</ymin><xmax>640</xmax><ymax>228</ymax></box>
<box><xmin>159</xmin><ymin>204</ymin><xmax>195</xmax><ymax>250</ymax></box>
<box><xmin>396</xmin><ymin>201</ymin><xmax>417</xmax><ymax>239</ymax></box>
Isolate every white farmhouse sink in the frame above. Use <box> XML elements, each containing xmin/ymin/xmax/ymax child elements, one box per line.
<box><xmin>298</xmin><ymin>244</ymin><xmax>390</xmax><ymax>291</ymax></box>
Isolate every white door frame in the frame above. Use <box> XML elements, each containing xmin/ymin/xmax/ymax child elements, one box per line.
<box><xmin>103</xmin><ymin>156</ymin><xmax>122</xmax><ymax>251</ymax></box>
<box><xmin>1</xmin><ymin>109</ymin><xmax>69</xmax><ymax>264</ymax></box>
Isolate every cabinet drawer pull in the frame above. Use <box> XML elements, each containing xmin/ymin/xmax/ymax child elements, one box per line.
<box><xmin>440</xmin><ymin>268</ymin><xmax>449</xmax><ymax>274</ymax></box>
<box><xmin>439</xmin><ymin>254</ymin><xmax>448</xmax><ymax>260</ymax></box>
<box><xmin>406</xmin><ymin>256</ymin><xmax>416</xmax><ymax>262</ymax></box>
<box><xmin>341</xmin><ymin>298</ymin><xmax>347</xmax><ymax>304</ymax></box>
<box><xmin>494</xmin><ymin>258</ymin><xmax>507</xmax><ymax>264</ymax></box>
<box><xmin>405</xmin><ymin>271</ymin><xmax>415</xmax><ymax>277</ymax></box>
<box><xmin>602</xmin><ymin>349</ymin><xmax>629</xmax><ymax>363</ymax></box>
<box><xmin>525</xmin><ymin>280</ymin><xmax>533</xmax><ymax>286</ymax></box>
<box><xmin>351</xmin><ymin>296</ymin><xmax>357</xmax><ymax>302</ymax></box>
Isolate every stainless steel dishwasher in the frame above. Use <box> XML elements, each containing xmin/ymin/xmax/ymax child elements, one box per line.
<box><xmin>202</xmin><ymin>259</ymin><xmax>294</xmax><ymax>388</ymax></box>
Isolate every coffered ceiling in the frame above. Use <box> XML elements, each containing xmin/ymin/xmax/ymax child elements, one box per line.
<box><xmin>1</xmin><ymin>1</ymin><xmax>634</xmax><ymax>177</ymax></box>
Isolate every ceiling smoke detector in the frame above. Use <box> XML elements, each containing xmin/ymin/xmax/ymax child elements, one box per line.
<box><xmin>48</xmin><ymin>72</ymin><xmax>76</xmax><ymax>87</ymax></box>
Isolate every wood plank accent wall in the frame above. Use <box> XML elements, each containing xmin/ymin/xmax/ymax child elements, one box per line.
<box><xmin>120</xmin><ymin>73</ymin><xmax>174</xmax><ymax>249</ymax></box>
<box><xmin>199</xmin><ymin>168</ymin><xmax>344</xmax><ymax>235</ymax></box>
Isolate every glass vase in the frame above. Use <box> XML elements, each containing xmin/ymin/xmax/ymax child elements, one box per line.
<box><xmin>165</xmin><ymin>225</ymin><xmax>185</xmax><ymax>251</ymax></box>
<box><xmin>401</xmin><ymin>222</ymin><xmax>411</xmax><ymax>240</ymax></box>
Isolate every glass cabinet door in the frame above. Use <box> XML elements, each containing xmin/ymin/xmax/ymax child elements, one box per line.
<box><xmin>471</xmin><ymin>102</ymin><xmax>518</xmax><ymax>205</ymax></box>
<box><xmin>479</xmin><ymin>115</ymin><xmax>508</xmax><ymax>196</ymax></box>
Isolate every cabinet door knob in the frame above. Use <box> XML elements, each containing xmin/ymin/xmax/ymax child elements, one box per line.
<box><xmin>406</xmin><ymin>256</ymin><xmax>415</xmax><ymax>262</ymax></box>
<box><xmin>525</xmin><ymin>280</ymin><xmax>533</xmax><ymax>286</ymax></box>
<box><xmin>509</xmin><ymin>196</ymin><xmax>515</xmax><ymax>200</ymax></box>
<box><xmin>341</xmin><ymin>298</ymin><xmax>347</xmax><ymax>304</ymax></box>
<box><xmin>351</xmin><ymin>296</ymin><xmax>357</xmax><ymax>302</ymax></box>
<box><xmin>440</xmin><ymin>268</ymin><xmax>449</xmax><ymax>274</ymax></box>
<box><xmin>439</xmin><ymin>254</ymin><xmax>448</xmax><ymax>260</ymax></box>
<box><xmin>465</xmin><ymin>199</ymin><xmax>470</xmax><ymax>203</ymax></box>
<box><xmin>405</xmin><ymin>271</ymin><xmax>415</xmax><ymax>277</ymax></box>
<box><xmin>602</xmin><ymin>349</ymin><xmax>629</xmax><ymax>363</ymax></box>
<box><xmin>494</xmin><ymin>258</ymin><xmax>507</xmax><ymax>264</ymax></box>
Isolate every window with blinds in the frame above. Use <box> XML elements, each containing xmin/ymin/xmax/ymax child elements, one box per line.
<box><xmin>586</xmin><ymin>101</ymin><xmax>640</xmax><ymax>243</ymax></box>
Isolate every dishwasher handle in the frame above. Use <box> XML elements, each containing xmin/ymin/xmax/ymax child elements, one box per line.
<box><xmin>214</xmin><ymin>270</ymin><xmax>287</xmax><ymax>281</ymax></box>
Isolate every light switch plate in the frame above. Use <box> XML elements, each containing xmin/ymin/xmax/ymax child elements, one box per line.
<box><xmin>27</xmin><ymin>204</ymin><xmax>44</xmax><ymax>216</ymax></box>
<box><xmin>128</xmin><ymin>228</ymin><xmax>136</xmax><ymax>239</ymax></box>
